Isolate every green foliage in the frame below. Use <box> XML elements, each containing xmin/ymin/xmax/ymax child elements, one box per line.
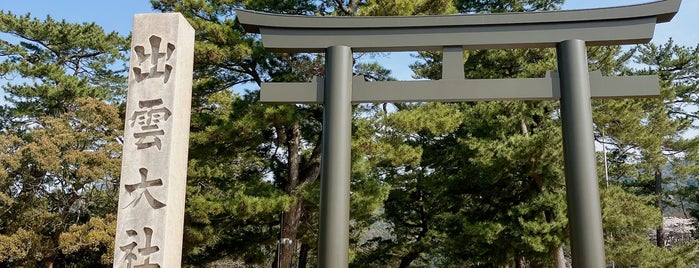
<box><xmin>602</xmin><ymin>185</ymin><xmax>661</xmax><ymax>232</ymax></box>
<box><xmin>0</xmin><ymin>228</ymin><xmax>43</xmax><ymax>265</ymax></box>
<box><xmin>59</xmin><ymin>214</ymin><xmax>117</xmax><ymax>266</ymax></box>
<box><xmin>598</xmin><ymin>186</ymin><xmax>699</xmax><ymax>267</ymax></box>
<box><xmin>361</xmin><ymin>0</ymin><xmax>457</xmax><ymax>16</ymax></box>
<box><xmin>455</xmin><ymin>0</ymin><xmax>563</xmax><ymax>13</ymax></box>
<box><xmin>594</xmin><ymin>39</ymin><xmax>699</xmax><ymax>263</ymax></box>
<box><xmin>435</xmin><ymin>101</ymin><xmax>567</xmax><ymax>266</ymax></box>
<box><xmin>0</xmin><ymin>11</ymin><xmax>127</xmax><ymax>267</ymax></box>
<box><xmin>371</xmin><ymin>26</ymin><xmax>570</xmax><ymax>266</ymax></box>
<box><xmin>0</xmin><ymin>98</ymin><xmax>123</xmax><ymax>266</ymax></box>
<box><xmin>0</xmin><ymin>11</ymin><xmax>128</xmax><ymax>117</ymax></box>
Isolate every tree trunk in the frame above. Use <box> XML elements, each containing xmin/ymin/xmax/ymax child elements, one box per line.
<box><xmin>398</xmin><ymin>186</ymin><xmax>430</xmax><ymax>268</ymax></box>
<box><xmin>544</xmin><ymin>211</ymin><xmax>567</xmax><ymax>268</ymax></box>
<box><xmin>679</xmin><ymin>192</ymin><xmax>689</xmax><ymax>218</ymax></box>
<box><xmin>515</xmin><ymin>256</ymin><xmax>527</xmax><ymax>268</ymax></box>
<box><xmin>274</xmin><ymin>110</ymin><xmax>322</xmax><ymax>268</ymax></box>
<box><xmin>41</xmin><ymin>236</ymin><xmax>59</xmax><ymax>268</ymax></box>
<box><xmin>522</xmin><ymin>118</ymin><xmax>567</xmax><ymax>268</ymax></box>
<box><xmin>41</xmin><ymin>257</ymin><xmax>54</xmax><ymax>268</ymax></box>
<box><xmin>552</xmin><ymin>245</ymin><xmax>567</xmax><ymax>268</ymax></box>
<box><xmin>655</xmin><ymin>167</ymin><xmax>665</xmax><ymax>247</ymax></box>
<box><xmin>280</xmin><ymin>198</ymin><xmax>304</xmax><ymax>268</ymax></box>
<box><xmin>279</xmin><ymin>123</ymin><xmax>303</xmax><ymax>268</ymax></box>
<box><xmin>531</xmin><ymin>261</ymin><xmax>543</xmax><ymax>268</ymax></box>
<box><xmin>398</xmin><ymin>251</ymin><xmax>421</xmax><ymax>268</ymax></box>
<box><xmin>298</xmin><ymin>242</ymin><xmax>310</xmax><ymax>268</ymax></box>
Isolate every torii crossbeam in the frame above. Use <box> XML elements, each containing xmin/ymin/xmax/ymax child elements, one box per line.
<box><xmin>237</xmin><ymin>1</ymin><xmax>680</xmax><ymax>267</ymax></box>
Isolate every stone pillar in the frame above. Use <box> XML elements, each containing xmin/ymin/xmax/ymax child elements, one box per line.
<box><xmin>113</xmin><ymin>13</ymin><xmax>194</xmax><ymax>268</ymax></box>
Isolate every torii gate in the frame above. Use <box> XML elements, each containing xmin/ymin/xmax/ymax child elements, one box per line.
<box><xmin>238</xmin><ymin>1</ymin><xmax>680</xmax><ymax>266</ymax></box>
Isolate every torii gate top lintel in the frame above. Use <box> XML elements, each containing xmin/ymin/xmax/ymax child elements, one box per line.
<box><xmin>236</xmin><ymin>0</ymin><xmax>681</xmax><ymax>104</ymax></box>
<box><xmin>237</xmin><ymin>0</ymin><xmax>680</xmax><ymax>53</ymax></box>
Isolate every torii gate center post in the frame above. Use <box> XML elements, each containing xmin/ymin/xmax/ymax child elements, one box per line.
<box><xmin>238</xmin><ymin>1</ymin><xmax>680</xmax><ymax>267</ymax></box>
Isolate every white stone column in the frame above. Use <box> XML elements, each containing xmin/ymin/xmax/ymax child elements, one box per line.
<box><xmin>113</xmin><ymin>13</ymin><xmax>194</xmax><ymax>268</ymax></box>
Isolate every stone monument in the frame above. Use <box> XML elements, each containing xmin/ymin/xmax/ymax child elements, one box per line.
<box><xmin>113</xmin><ymin>13</ymin><xmax>194</xmax><ymax>268</ymax></box>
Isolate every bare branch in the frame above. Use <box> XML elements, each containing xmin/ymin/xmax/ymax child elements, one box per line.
<box><xmin>334</xmin><ymin>0</ymin><xmax>360</xmax><ymax>16</ymax></box>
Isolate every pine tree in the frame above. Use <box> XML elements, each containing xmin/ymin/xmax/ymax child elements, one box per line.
<box><xmin>0</xmin><ymin>11</ymin><xmax>128</xmax><ymax>267</ymax></box>
<box><xmin>356</xmin><ymin>1</ymin><xmax>570</xmax><ymax>265</ymax></box>
<box><xmin>593</xmin><ymin>39</ymin><xmax>699</xmax><ymax>263</ymax></box>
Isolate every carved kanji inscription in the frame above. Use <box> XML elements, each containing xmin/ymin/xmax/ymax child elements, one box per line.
<box><xmin>133</xmin><ymin>35</ymin><xmax>176</xmax><ymax>83</ymax></box>
<box><xmin>123</xmin><ymin>168</ymin><xmax>166</xmax><ymax>209</ymax></box>
<box><xmin>118</xmin><ymin>227</ymin><xmax>161</xmax><ymax>268</ymax></box>
<box><xmin>130</xmin><ymin>99</ymin><xmax>171</xmax><ymax>150</ymax></box>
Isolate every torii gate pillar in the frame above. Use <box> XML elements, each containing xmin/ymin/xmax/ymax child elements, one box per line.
<box><xmin>319</xmin><ymin>46</ymin><xmax>353</xmax><ymax>267</ymax></box>
<box><xmin>557</xmin><ymin>39</ymin><xmax>606</xmax><ymax>267</ymax></box>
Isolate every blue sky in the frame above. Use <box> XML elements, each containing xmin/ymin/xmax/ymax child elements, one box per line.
<box><xmin>0</xmin><ymin>0</ymin><xmax>697</xmax><ymax>80</ymax></box>
<box><xmin>0</xmin><ymin>1</ymin><xmax>153</xmax><ymax>35</ymax></box>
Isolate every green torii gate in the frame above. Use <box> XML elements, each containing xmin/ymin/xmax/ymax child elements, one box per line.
<box><xmin>237</xmin><ymin>1</ymin><xmax>680</xmax><ymax>266</ymax></box>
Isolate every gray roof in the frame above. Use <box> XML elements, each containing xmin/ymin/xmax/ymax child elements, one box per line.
<box><xmin>237</xmin><ymin>0</ymin><xmax>680</xmax><ymax>52</ymax></box>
